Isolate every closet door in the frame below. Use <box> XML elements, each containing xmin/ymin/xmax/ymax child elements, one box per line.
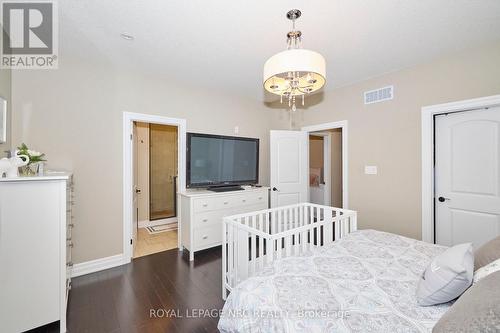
<box><xmin>435</xmin><ymin>107</ymin><xmax>500</xmax><ymax>247</ymax></box>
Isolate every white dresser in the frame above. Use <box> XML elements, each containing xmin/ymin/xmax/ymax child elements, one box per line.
<box><xmin>179</xmin><ymin>187</ymin><xmax>269</xmax><ymax>261</ymax></box>
<box><xmin>0</xmin><ymin>172</ymin><xmax>74</xmax><ymax>333</ymax></box>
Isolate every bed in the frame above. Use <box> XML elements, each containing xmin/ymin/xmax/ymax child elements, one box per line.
<box><xmin>219</xmin><ymin>204</ymin><xmax>453</xmax><ymax>333</ymax></box>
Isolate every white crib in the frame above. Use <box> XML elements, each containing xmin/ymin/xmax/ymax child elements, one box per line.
<box><xmin>222</xmin><ymin>203</ymin><xmax>357</xmax><ymax>299</ymax></box>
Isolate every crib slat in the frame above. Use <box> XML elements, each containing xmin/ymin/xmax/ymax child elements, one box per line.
<box><xmin>324</xmin><ymin>208</ymin><xmax>333</xmax><ymax>244</ymax></box>
<box><xmin>258</xmin><ymin>214</ymin><xmax>264</xmax><ymax>269</ymax></box>
<box><xmin>314</xmin><ymin>206</ymin><xmax>319</xmax><ymax>247</ymax></box>
<box><xmin>265</xmin><ymin>212</ymin><xmax>272</xmax><ymax>264</ymax></box>
<box><xmin>223</xmin><ymin>218</ymin><xmax>228</xmax><ymax>299</ymax></box>
<box><xmin>251</xmin><ymin>215</ymin><xmax>256</xmax><ymax>275</ymax></box>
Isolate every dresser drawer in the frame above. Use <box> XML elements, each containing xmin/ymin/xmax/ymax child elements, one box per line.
<box><xmin>247</xmin><ymin>192</ymin><xmax>267</xmax><ymax>206</ymax></box>
<box><xmin>194</xmin><ymin>211</ymin><xmax>224</xmax><ymax>227</ymax></box>
<box><xmin>194</xmin><ymin>224</ymin><xmax>222</xmax><ymax>249</ymax></box>
<box><xmin>193</xmin><ymin>197</ymin><xmax>217</xmax><ymax>212</ymax></box>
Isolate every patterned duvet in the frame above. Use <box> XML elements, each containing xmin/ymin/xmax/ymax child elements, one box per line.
<box><xmin>218</xmin><ymin>229</ymin><xmax>453</xmax><ymax>333</ymax></box>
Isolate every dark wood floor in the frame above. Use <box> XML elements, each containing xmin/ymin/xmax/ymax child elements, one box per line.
<box><xmin>30</xmin><ymin>247</ymin><xmax>224</xmax><ymax>333</ymax></box>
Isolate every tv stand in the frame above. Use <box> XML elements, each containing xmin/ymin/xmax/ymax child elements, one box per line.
<box><xmin>208</xmin><ymin>185</ymin><xmax>244</xmax><ymax>192</ymax></box>
<box><xmin>179</xmin><ymin>187</ymin><xmax>270</xmax><ymax>261</ymax></box>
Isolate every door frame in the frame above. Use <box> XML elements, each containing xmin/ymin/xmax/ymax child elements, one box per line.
<box><xmin>308</xmin><ymin>132</ymin><xmax>332</xmax><ymax>205</ymax></box>
<box><xmin>123</xmin><ymin>112</ymin><xmax>186</xmax><ymax>262</ymax></box>
<box><xmin>301</xmin><ymin>120</ymin><xmax>349</xmax><ymax>209</ymax></box>
<box><xmin>421</xmin><ymin>94</ymin><xmax>500</xmax><ymax>243</ymax></box>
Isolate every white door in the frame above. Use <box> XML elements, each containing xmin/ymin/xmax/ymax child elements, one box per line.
<box><xmin>132</xmin><ymin>123</ymin><xmax>139</xmax><ymax>254</ymax></box>
<box><xmin>270</xmin><ymin>130</ymin><xmax>308</xmax><ymax>207</ymax></box>
<box><xmin>435</xmin><ymin>107</ymin><xmax>500</xmax><ymax>248</ymax></box>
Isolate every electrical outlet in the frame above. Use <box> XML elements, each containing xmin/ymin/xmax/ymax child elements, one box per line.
<box><xmin>234</xmin><ymin>126</ymin><xmax>239</xmax><ymax>134</ymax></box>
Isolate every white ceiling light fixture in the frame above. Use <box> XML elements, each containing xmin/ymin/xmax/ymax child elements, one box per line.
<box><xmin>263</xmin><ymin>9</ymin><xmax>326</xmax><ymax>112</ymax></box>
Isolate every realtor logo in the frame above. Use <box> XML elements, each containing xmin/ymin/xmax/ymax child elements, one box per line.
<box><xmin>1</xmin><ymin>1</ymin><xmax>58</xmax><ymax>69</ymax></box>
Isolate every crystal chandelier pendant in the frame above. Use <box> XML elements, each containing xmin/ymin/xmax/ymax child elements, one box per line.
<box><xmin>263</xmin><ymin>9</ymin><xmax>326</xmax><ymax>113</ymax></box>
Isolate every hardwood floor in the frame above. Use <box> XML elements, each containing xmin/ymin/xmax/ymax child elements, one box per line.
<box><xmin>30</xmin><ymin>247</ymin><xmax>224</xmax><ymax>333</ymax></box>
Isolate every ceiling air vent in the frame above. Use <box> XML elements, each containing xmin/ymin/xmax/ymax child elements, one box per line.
<box><xmin>364</xmin><ymin>85</ymin><xmax>394</xmax><ymax>104</ymax></box>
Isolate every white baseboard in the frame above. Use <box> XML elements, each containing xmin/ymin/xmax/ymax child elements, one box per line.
<box><xmin>138</xmin><ymin>217</ymin><xmax>177</xmax><ymax>228</ymax></box>
<box><xmin>72</xmin><ymin>254</ymin><xmax>128</xmax><ymax>278</ymax></box>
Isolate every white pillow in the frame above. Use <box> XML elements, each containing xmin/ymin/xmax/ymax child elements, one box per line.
<box><xmin>416</xmin><ymin>243</ymin><xmax>474</xmax><ymax>306</ymax></box>
<box><xmin>473</xmin><ymin>257</ymin><xmax>500</xmax><ymax>285</ymax></box>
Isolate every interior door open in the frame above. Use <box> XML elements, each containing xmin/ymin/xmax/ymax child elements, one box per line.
<box><xmin>435</xmin><ymin>107</ymin><xmax>500</xmax><ymax>248</ymax></box>
<box><xmin>270</xmin><ymin>130</ymin><xmax>308</xmax><ymax>207</ymax></box>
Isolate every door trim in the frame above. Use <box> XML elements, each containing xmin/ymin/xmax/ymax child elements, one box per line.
<box><xmin>421</xmin><ymin>94</ymin><xmax>500</xmax><ymax>243</ymax></box>
<box><xmin>301</xmin><ymin>120</ymin><xmax>348</xmax><ymax>209</ymax></box>
<box><xmin>309</xmin><ymin>132</ymin><xmax>331</xmax><ymax>205</ymax></box>
<box><xmin>123</xmin><ymin>112</ymin><xmax>186</xmax><ymax>262</ymax></box>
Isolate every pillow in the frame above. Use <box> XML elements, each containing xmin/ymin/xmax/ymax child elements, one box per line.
<box><xmin>473</xmin><ymin>258</ymin><xmax>500</xmax><ymax>285</ymax></box>
<box><xmin>432</xmin><ymin>271</ymin><xmax>500</xmax><ymax>333</ymax></box>
<box><xmin>474</xmin><ymin>236</ymin><xmax>500</xmax><ymax>271</ymax></box>
<box><xmin>416</xmin><ymin>243</ymin><xmax>474</xmax><ymax>306</ymax></box>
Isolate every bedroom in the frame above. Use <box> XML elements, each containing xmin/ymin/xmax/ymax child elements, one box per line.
<box><xmin>0</xmin><ymin>1</ymin><xmax>499</xmax><ymax>332</ymax></box>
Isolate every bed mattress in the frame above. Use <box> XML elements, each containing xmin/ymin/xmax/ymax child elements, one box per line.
<box><xmin>218</xmin><ymin>229</ymin><xmax>453</xmax><ymax>333</ymax></box>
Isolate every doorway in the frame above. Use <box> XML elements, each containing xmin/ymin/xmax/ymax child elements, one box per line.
<box><xmin>302</xmin><ymin>121</ymin><xmax>348</xmax><ymax>209</ymax></box>
<box><xmin>133</xmin><ymin>122</ymin><xmax>179</xmax><ymax>258</ymax></box>
<box><xmin>123</xmin><ymin>112</ymin><xmax>186</xmax><ymax>263</ymax></box>
<box><xmin>308</xmin><ymin>129</ymin><xmax>343</xmax><ymax>208</ymax></box>
<box><xmin>269</xmin><ymin>121</ymin><xmax>348</xmax><ymax>209</ymax></box>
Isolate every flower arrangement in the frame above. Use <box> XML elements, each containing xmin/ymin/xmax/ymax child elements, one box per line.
<box><xmin>16</xmin><ymin>143</ymin><xmax>46</xmax><ymax>176</ymax></box>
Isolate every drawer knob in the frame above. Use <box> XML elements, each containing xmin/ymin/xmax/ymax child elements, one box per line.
<box><xmin>258</xmin><ymin>197</ymin><xmax>263</xmax><ymax>200</ymax></box>
<box><xmin>202</xmin><ymin>235</ymin><xmax>208</xmax><ymax>240</ymax></box>
<box><xmin>224</xmin><ymin>201</ymin><xmax>229</xmax><ymax>205</ymax></box>
<box><xmin>203</xmin><ymin>203</ymin><xmax>208</xmax><ymax>207</ymax></box>
<box><xmin>202</xmin><ymin>219</ymin><xmax>208</xmax><ymax>222</ymax></box>
<box><xmin>242</xmin><ymin>199</ymin><xmax>246</xmax><ymax>202</ymax></box>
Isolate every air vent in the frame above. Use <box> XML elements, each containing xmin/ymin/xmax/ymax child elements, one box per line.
<box><xmin>364</xmin><ymin>86</ymin><xmax>394</xmax><ymax>104</ymax></box>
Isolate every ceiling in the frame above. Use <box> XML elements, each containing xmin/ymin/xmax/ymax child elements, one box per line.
<box><xmin>60</xmin><ymin>0</ymin><xmax>500</xmax><ymax>100</ymax></box>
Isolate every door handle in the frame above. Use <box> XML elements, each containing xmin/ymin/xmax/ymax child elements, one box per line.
<box><xmin>135</xmin><ymin>188</ymin><xmax>141</xmax><ymax>194</ymax></box>
<box><xmin>438</xmin><ymin>196</ymin><xmax>450</xmax><ymax>202</ymax></box>
<box><xmin>272</xmin><ymin>187</ymin><xmax>279</xmax><ymax>192</ymax></box>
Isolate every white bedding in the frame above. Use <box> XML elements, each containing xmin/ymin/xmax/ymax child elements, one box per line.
<box><xmin>218</xmin><ymin>230</ymin><xmax>453</xmax><ymax>333</ymax></box>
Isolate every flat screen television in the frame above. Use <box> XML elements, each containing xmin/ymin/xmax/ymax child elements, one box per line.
<box><xmin>186</xmin><ymin>133</ymin><xmax>259</xmax><ymax>189</ymax></box>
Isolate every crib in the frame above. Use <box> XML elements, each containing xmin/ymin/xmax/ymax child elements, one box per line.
<box><xmin>222</xmin><ymin>203</ymin><xmax>357</xmax><ymax>299</ymax></box>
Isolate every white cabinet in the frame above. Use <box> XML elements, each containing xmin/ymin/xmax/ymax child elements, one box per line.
<box><xmin>0</xmin><ymin>173</ymin><xmax>73</xmax><ymax>333</ymax></box>
<box><xmin>179</xmin><ymin>187</ymin><xmax>269</xmax><ymax>261</ymax></box>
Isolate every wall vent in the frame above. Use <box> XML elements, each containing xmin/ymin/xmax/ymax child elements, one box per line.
<box><xmin>364</xmin><ymin>85</ymin><xmax>394</xmax><ymax>104</ymax></box>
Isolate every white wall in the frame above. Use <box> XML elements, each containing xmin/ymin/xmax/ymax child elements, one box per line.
<box><xmin>11</xmin><ymin>54</ymin><xmax>272</xmax><ymax>264</ymax></box>
<box><xmin>272</xmin><ymin>42</ymin><xmax>500</xmax><ymax>240</ymax></box>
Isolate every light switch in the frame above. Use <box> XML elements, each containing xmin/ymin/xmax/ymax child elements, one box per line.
<box><xmin>234</xmin><ymin>126</ymin><xmax>239</xmax><ymax>134</ymax></box>
<box><xmin>365</xmin><ymin>165</ymin><xmax>378</xmax><ymax>175</ymax></box>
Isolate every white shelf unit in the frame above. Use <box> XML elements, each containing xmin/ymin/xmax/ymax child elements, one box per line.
<box><xmin>0</xmin><ymin>172</ymin><xmax>74</xmax><ymax>333</ymax></box>
<box><xmin>179</xmin><ymin>187</ymin><xmax>269</xmax><ymax>261</ymax></box>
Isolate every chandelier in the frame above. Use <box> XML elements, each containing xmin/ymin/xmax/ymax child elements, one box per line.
<box><xmin>263</xmin><ymin>9</ymin><xmax>326</xmax><ymax>112</ymax></box>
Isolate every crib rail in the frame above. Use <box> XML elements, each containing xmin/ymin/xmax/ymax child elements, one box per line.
<box><xmin>222</xmin><ymin>203</ymin><xmax>357</xmax><ymax>299</ymax></box>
